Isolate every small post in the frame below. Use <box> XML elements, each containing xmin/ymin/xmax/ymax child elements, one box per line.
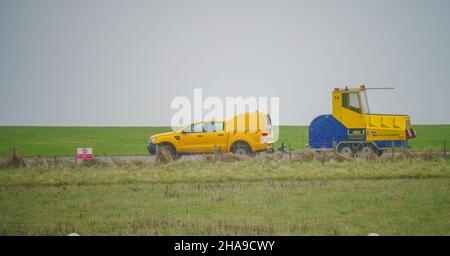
<box><xmin>444</xmin><ymin>140</ymin><xmax>447</xmax><ymax>158</ymax></box>
<box><xmin>391</xmin><ymin>141</ymin><xmax>395</xmax><ymax>161</ymax></box>
<box><xmin>304</xmin><ymin>129</ymin><xmax>307</xmax><ymax>151</ymax></box>
<box><xmin>333</xmin><ymin>141</ymin><xmax>337</xmax><ymax>153</ymax></box>
<box><xmin>155</xmin><ymin>144</ymin><xmax>159</xmax><ymax>164</ymax></box>
<box><xmin>11</xmin><ymin>148</ymin><xmax>25</xmax><ymax>167</ymax></box>
<box><xmin>402</xmin><ymin>143</ymin><xmax>407</xmax><ymax>159</ymax></box>
<box><xmin>214</xmin><ymin>145</ymin><xmax>218</xmax><ymax>161</ymax></box>
<box><xmin>322</xmin><ymin>149</ymin><xmax>327</xmax><ymax>165</ymax></box>
<box><xmin>301</xmin><ymin>130</ymin><xmax>304</xmax><ymax>151</ymax></box>
<box><xmin>288</xmin><ymin>143</ymin><xmax>292</xmax><ymax>160</ymax></box>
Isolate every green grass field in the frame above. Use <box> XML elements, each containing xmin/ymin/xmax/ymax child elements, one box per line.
<box><xmin>0</xmin><ymin>159</ymin><xmax>449</xmax><ymax>235</ymax></box>
<box><xmin>0</xmin><ymin>125</ymin><xmax>449</xmax><ymax>157</ymax></box>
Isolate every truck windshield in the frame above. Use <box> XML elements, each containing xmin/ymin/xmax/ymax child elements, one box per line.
<box><xmin>360</xmin><ymin>91</ymin><xmax>370</xmax><ymax>114</ymax></box>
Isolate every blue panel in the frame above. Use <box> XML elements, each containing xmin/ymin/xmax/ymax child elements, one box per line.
<box><xmin>309</xmin><ymin>115</ymin><xmax>409</xmax><ymax>150</ymax></box>
<box><xmin>374</xmin><ymin>140</ymin><xmax>408</xmax><ymax>148</ymax></box>
<box><xmin>309</xmin><ymin>115</ymin><xmax>350</xmax><ymax>149</ymax></box>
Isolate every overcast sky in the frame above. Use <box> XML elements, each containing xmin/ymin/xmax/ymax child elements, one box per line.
<box><xmin>0</xmin><ymin>0</ymin><xmax>449</xmax><ymax>126</ymax></box>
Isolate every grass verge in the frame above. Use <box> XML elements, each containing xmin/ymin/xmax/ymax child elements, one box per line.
<box><xmin>0</xmin><ymin>158</ymin><xmax>449</xmax><ymax>235</ymax></box>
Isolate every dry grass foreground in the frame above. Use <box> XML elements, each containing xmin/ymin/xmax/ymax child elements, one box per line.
<box><xmin>0</xmin><ymin>150</ymin><xmax>449</xmax><ymax>235</ymax></box>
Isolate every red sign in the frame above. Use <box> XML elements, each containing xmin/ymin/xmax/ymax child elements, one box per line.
<box><xmin>77</xmin><ymin>148</ymin><xmax>93</xmax><ymax>159</ymax></box>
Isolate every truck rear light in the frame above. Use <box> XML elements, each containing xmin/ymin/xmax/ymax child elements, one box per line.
<box><xmin>261</xmin><ymin>131</ymin><xmax>268</xmax><ymax>136</ymax></box>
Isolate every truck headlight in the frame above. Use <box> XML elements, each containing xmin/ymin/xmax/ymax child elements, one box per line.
<box><xmin>149</xmin><ymin>137</ymin><xmax>156</xmax><ymax>144</ymax></box>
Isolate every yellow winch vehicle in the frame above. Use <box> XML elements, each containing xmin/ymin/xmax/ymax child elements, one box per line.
<box><xmin>147</xmin><ymin>112</ymin><xmax>274</xmax><ymax>158</ymax></box>
<box><xmin>309</xmin><ymin>85</ymin><xmax>416</xmax><ymax>156</ymax></box>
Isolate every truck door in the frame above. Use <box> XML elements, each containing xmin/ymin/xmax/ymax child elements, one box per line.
<box><xmin>202</xmin><ymin>121</ymin><xmax>227</xmax><ymax>152</ymax></box>
<box><xmin>179</xmin><ymin>122</ymin><xmax>208</xmax><ymax>152</ymax></box>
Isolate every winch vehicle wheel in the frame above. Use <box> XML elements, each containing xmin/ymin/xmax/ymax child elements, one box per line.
<box><xmin>338</xmin><ymin>144</ymin><xmax>354</xmax><ymax>157</ymax></box>
<box><xmin>376</xmin><ymin>149</ymin><xmax>384</xmax><ymax>157</ymax></box>
<box><xmin>337</xmin><ymin>143</ymin><xmax>382</xmax><ymax>157</ymax></box>
<box><xmin>359</xmin><ymin>144</ymin><xmax>375</xmax><ymax>155</ymax></box>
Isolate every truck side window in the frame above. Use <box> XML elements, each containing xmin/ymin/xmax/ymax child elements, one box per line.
<box><xmin>184</xmin><ymin>123</ymin><xmax>203</xmax><ymax>133</ymax></box>
<box><xmin>183</xmin><ymin>126</ymin><xmax>192</xmax><ymax>133</ymax></box>
<box><xmin>203</xmin><ymin>122</ymin><xmax>215</xmax><ymax>132</ymax></box>
<box><xmin>192</xmin><ymin>123</ymin><xmax>204</xmax><ymax>133</ymax></box>
<box><xmin>214</xmin><ymin>122</ymin><xmax>224</xmax><ymax>132</ymax></box>
<box><xmin>203</xmin><ymin>122</ymin><xmax>224</xmax><ymax>132</ymax></box>
<box><xmin>342</xmin><ymin>93</ymin><xmax>361</xmax><ymax>113</ymax></box>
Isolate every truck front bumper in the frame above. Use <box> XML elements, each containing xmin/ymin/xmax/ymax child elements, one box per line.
<box><xmin>147</xmin><ymin>143</ymin><xmax>157</xmax><ymax>155</ymax></box>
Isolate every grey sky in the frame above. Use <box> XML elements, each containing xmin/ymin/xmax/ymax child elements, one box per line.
<box><xmin>0</xmin><ymin>0</ymin><xmax>449</xmax><ymax>126</ymax></box>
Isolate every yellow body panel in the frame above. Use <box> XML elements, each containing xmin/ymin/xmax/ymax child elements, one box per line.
<box><xmin>340</xmin><ymin>107</ymin><xmax>366</xmax><ymax>128</ymax></box>
<box><xmin>150</xmin><ymin>113</ymin><xmax>273</xmax><ymax>154</ymax></box>
<box><xmin>365</xmin><ymin>114</ymin><xmax>408</xmax><ymax>141</ymax></box>
<box><xmin>332</xmin><ymin>89</ymin><xmax>365</xmax><ymax>128</ymax></box>
<box><xmin>201</xmin><ymin>130</ymin><xmax>227</xmax><ymax>151</ymax></box>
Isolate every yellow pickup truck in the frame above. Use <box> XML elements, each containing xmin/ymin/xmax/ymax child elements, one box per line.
<box><xmin>147</xmin><ymin>112</ymin><xmax>274</xmax><ymax>158</ymax></box>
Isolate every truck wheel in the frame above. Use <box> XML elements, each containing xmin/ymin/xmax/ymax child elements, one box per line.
<box><xmin>359</xmin><ymin>144</ymin><xmax>375</xmax><ymax>156</ymax></box>
<box><xmin>158</xmin><ymin>143</ymin><xmax>180</xmax><ymax>160</ymax></box>
<box><xmin>231</xmin><ymin>141</ymin><xmax>254</xmax><ymax>157</ymax></box>
<box><xmin>338</xmin><ymin>144</ymin><xmax>354</xmax><ymax>157</ymax></box>
<box><xmin>376</xmin><ymin>149</ymin><xmax>384</xmax><ymax>157</ymax></box>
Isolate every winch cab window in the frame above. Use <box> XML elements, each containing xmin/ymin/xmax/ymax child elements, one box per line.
<box><xmin>342</xmin><ymin>93</ymin><xmax>361</xmax><ymax>113</ymax></box>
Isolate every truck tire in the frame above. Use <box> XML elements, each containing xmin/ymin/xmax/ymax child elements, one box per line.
<box><xmin>231</xmin><ymin>141</ymin><xmax>254</xmax><ymax>157</ymax></box>
<box><xmin>376</xmin><ymin>149</ymin><xmax>384</xmax><ymax>157</ymax></box>
<box><xmin>359</xmin><ymin>144</ymin><xmax>375</xmax><ymax>156</ymax></box>
<box><xmin>158</xmin><ymin>143</ymin><xmax>180</xmax><ymax>160</ymax></box>
<box><xmin>338</xmin><ymin>143</ymin><xmax>354</xmax><ymax>157</ymax></box>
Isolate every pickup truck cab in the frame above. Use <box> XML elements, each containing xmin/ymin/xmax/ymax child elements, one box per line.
<box><xmin>147</xmin><ymin>112</ymin><xmax>274</xmax><ymax>158</ymax></box>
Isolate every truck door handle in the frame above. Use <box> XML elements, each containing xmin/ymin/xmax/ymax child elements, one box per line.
<box><xmin>218</xmin><ymin>134</ymin><xmax>224</xmax><ymax>136</ymax></box>
<box><xmin>197</xmin><ymin>135</ymin><xmax>203</xmax><ymax>137</ymax></box>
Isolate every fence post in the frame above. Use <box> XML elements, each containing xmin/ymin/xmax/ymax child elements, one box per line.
<box><xmin>391</xmin><ymin>141</ymin><xmax>395</xmax><ymax>161</ymax></box>
<box><xmin>301</xmin><ymin>130</ymin><xmax>307</xmax><ymax>151</ymax></box>
<box><xmin>402</xmin><ymin>143</ymin><xmax>407</xmax><ymax>159</ymax></box>
<box><xmin>301</xmin><ymin>130</ymin><xmax>304</xmax><ymax>151</ymax></box>
<box><xmin>214</xmin><ymin>145</ymin><xmax>218</xmax><ymax>161</ymax></box>
<box><xmin>155</xmin><ymin>144</ymin><xmax>159</xmax><ymax>164</ymax></box>
<box><xmin>444</xmin><ymin>140</ymin><xmax>447</xmax><ymax>158</ymax></box>
<box><xmin>288</xmin><ymin>143</ymin><xmax>292</xmax><ymax>160</ymax></box>
<box><xmin>322</xmin><ymin>149</ymin><xmax>327</xmax><ymax>165</ymax></box>
<box><xmin>333</xmin><ymin>141</ymin><xmax>337</xmax><ymax>153</ymax></box>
